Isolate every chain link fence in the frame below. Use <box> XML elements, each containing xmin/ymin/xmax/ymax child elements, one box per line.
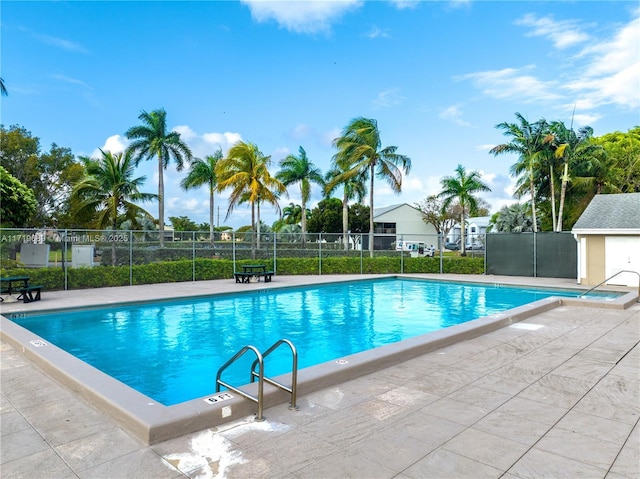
<box><xmin>1</xmin><ymin>228</ymin><xmax>576</xmax><ymax>290</ymax></box>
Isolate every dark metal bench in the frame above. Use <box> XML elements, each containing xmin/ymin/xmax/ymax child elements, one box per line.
<box><xmin>234</xmin><ymin>272</ymin><xmax>252</xmax><ymax>283</ymax></box>
<box><xmin>234</xmin><ymin>271</ymin><xmax>274</xmax><ymax>283</ymax></box>
<box><xmin>17</xmin><ymin>285</ymin><xmax>43</xmax><ymax>303</ymax></box>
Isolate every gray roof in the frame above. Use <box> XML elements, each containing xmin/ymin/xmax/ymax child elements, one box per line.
<box><xmin>573</xmin><ymin>193</ymin><xmax>640</xmax><ymax>231</ymax></box>
<box><xmin>373</xmin><ymin>203</ymin><xmax>418</xmax><ymax>218</ymax></box>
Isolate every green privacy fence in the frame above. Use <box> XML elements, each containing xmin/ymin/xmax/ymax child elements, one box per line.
<box><xmin>485</xmin><ymin>232</ymin><xmax>577</xmax><ymax>278</ymax></box>
<box><xmin>0</xmin><ymin>228</ymin><xmax>484</xmax><ymax>291</ymax></box>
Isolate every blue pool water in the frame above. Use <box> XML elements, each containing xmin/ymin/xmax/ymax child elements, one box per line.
<box><xmin>10</xmin><ymin>278</ymin><xmax>616</xmax><ymax>406</ymax></box>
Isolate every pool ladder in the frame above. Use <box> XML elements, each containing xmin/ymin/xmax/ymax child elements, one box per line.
<box><xmin>215</xmin><ymin>338</ymin><xmax>299</xmax><ymax>421</ymax></box>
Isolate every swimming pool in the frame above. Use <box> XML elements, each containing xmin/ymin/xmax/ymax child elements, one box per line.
<box><xmin>8</xmin><ymin>277</ymin><xmax>619</xmax><ymax>406</ymax></box>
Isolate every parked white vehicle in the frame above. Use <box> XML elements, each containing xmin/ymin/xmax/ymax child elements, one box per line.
<box><xmin>395</xmin><ymin>241</ymin><xmax>435</xmax><ymax>257</ymax></box>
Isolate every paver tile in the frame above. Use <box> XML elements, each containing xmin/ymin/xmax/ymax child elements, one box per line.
<box><xmin>404</xmin><ymin>448</ymin><xmax>503</xmax><ymax>479</ymax></box>
<box><xmin>295</xmin><ymin>449</ymin><xmax>398</xmax><ymax>479</ymax></box>
<box><xmin>55</xmin><ymin>426</ymin><xmax>145</xmax><ymax>472</ymax></box>
<box><xmin>508</xmin><ymin>447</ymin><xmax>607</xmax><ymax>479</ymax></box>
<box><xmin>441</xmin><ymin>427</ymin><xmax>530</xmax><ymax>471</ymax></box>
<box><xmin>0</xmin><ymin>427</ymin><xmax>51</xmax><ymax>464</ymax></box>
<box><xmin>535</xmin><ymin>426</ymin><xmax>623</xmax><ymax>470</ymax></box>
<box><xmin>0</xmin><ymin>448</ymin><xmax>78</xmax><ymax>479</ymax></box>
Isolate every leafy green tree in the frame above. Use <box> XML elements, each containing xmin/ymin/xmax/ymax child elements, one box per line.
<box><xmin>276</xmin><ymin>146</ymin><xmax>324</xmax><ymax>242</ymax></box>
<box><xmin>438</xmin><ymin>164</ymin><xmax>491</xmax><ymax>256</ymax></box>
<box><xmin>488</xmin><ymin>202</ymin><xmax>533</xmax><ymax>233</ymax></box>
<box><xmin>331</xmin><ymin>117</ymin><xmax>411</xmax><ymax>255</ymax></box>
<box><xmin>490</xmin><ymin>113</ymin><xmax>551</xmax><ymax>232</ymax></box>
<box><xmin>348</xmin><ymin>203</ymin><xmax>370</xmax><ymax>233</ymax></box>
<box><xmin>215</xmin><ymin>141</ymin><xmax>285</xmax><ymax>257</ymax></box>
<box><xmin>125</xmin><ymin>108</ymin><xmax>193</xmax><ymax>246</ymax></box>
<box><xmin>0</xmin><ymin>125</ymin><xmax>82</xmax><ymax>226</ymax></box>
<box><xmin>415</xmin><ymin>195</ymin><xmax>457</xmax><ymax>240</ymax></box>
<box><xmin>72</xmin><ymin>149</ymin><xmax>156</xmax><ymax>264</ymax></box>
<box><xmin>0</xmin><ymin>166</ymin><xmax>37</xmax><ymax>227</ymax></box>
<box><xmin>307</xmin><ymin>197</ymin><xmax>343</xmax><ymax>233</ymax></box>
<box><xmin>181</xmin><ymin>149</ymin><xmax>222</xmax><ymax>243</ymax></box>
<box><xmin>593</xmin><ymin>127</ymin><xmax>640</xmax><ymax>194</ymax></box>
<box><xmin>168</xmin><ymin>216</ymin><xmax>198</xmax><ymax>231</ymax></box>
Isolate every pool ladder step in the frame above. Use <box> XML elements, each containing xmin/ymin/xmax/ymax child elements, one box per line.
<box><xmin>215</xmin><ymin>338</ymin><xmax>298</xmax><ymax>421</ymax></box>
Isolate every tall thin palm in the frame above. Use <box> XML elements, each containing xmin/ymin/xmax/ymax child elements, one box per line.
<box><xmin>125</xmin><ymin>108</ymin><xmax>193</xmax><ymax>246</ymax></box>
<box><xmin>0</xmin><ymin>77</ymin><xmax>8</xmax><ymax>96</ymax></box>
<box><xmin>550</xmin><ymin>121</ymin><xmax>600</xmax><ymax>231</ymax></box>
<box><xmin>72</xmin><ymin>149</ymin><xmax>156</xmax><ymax>265</ymax></box>
<box><xmin>325</xmin><ymin>164</ymin><xmax>367</xmax><ymax>250</ymax></box>
<box><xmin>181</xmin><ymin>149</ymin><xmax>222</xmax><ymax>244</ymax></box>
<box><xmin>490</xmin><ymin>113</ymin><xmax>549</xmax><ymax>232</ymax></box>
<box><xmin>215</xmin><ymin>141</ymin><xmax>285</xmax><ymax>256</ymax></box>
<box><xmin>438</xmin><ymin>164</ymin><xmax>491</xmax><ymax>256</ymax></box>
<box><xmin>276</xmin><ymin>146</ymin><xmax>324</xmax><ymax>243</ymax></box>
<box><xmin>331</xmin><ymin>117</ymin><xmax>411</xmax><ymax>256</ymax></box>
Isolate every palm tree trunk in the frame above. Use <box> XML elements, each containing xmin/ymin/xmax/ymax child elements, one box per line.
<box><xmin>251</xmin><ymin>200</ymin><xmax>256</xmax><ymax>259</ymax></box>
<box><xmin>368</xmin><ymin>167</ymin><xmax>375</xmax><ymax>258</ymax></box>
<box><xmin>557</xmin><ymin>162</ymin><xmax>569</xmax><ymax>231</ymax></box>
<box><xmin>209</xmin><ymin>185</ymin><xmax>215</xmax><ymax>247</ymax></box>
<box><xmin>158</xmin><ymin>155</ymin><xmax>165</xmax><ymax>247</ymax></box>
<box><xmin>549</xmin><ymin>164</ymin><xmax>557</xmax><ymax>232</ymax></box>
<box><xmin>460</xmin><ymin>208</ymin><xmax>467</xmax><ymax>256</ymax></box>
<box><xmin>342</xmin><ymin>192</ymin><xmax>349</xmax><ymax>251</ymax></box>
<box><xmin>301</xmin><ymin>200</ymin><xmax>307</xmax><ymax>245</ymax></box>
<box><xmin>257</xmin><ymin>201</ymin><xmax>261</xmax><ymax>251</ymax></box>
<box><xmin>529</xmin><ymin>169</ymin><xmax>538</xmax><ymax>232</ymax></box>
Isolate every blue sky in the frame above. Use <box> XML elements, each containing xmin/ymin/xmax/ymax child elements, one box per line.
<box><xmin>2</xmin><ymin>1</ymin><xmax>639</xmax><ymax>229</ymax></box>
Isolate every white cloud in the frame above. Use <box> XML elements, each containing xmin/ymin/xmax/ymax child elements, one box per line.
<box><xmin>51</xmin><ymin>73</ymin><xmax>90</xmax><ymax>89</ymax></box>
<box><xmin>322</xmin><ymin>127</ymin><xmax>341</xmax><ymax>147</ymax></box>
<box><xmin>365</xmin><ymin>25</ymin><xmax>390</xmax><ymax>39</ymax></box>
<box><xmin>389</xmin><ymin>0</ymin><xmax>419</xmax><ymax>10</ymax></box>
<box><xmin>30</xmin><ymin>30</ymin><xmax>89</xmax><ymax>53</ymax></box>
<box><xmin>89</xmin><ymin>134</ymin><xmax>127</xmax><ymax>158</ymax></box>
<box><xmin>439</xmin><ymin>104</ymin><xmax>472</xmax><ymax>127</ymax></box>
<box><xmin>202</xmin><ymin>132</ymin><xmax>243</xmax><ymax>149</ymax></box>
<box><xmin>240</xmin><ymin>0</ymin><xmax>362</xmax><ymax>34</ymax></box>
<box><xmin>475</xmin><ymin>144</ymin><xmax>495</xmax><ymax>152</ymax></box>
<box><xmin>373</xmin><ymin>88</ymin><xmax>406</xmax><ymax>108</ymax></box>
<box><xmin>173</xmin><ymin>125</ymin><xmax>197</xmax><ymax>141</ymax></box>
<box><xmin>564</xmin><ymin>14</ymin><xmax>640</xmax><ymax>110</ymax></box>
<box><xmin>456</xmin><ymin>65</ymin><xmax>562</xmax><ymax>103</ymax></box>
<box><xmin>515</xmin><ymin>13</ymin><xmax>589</xmax><ymax>49</ymax></box>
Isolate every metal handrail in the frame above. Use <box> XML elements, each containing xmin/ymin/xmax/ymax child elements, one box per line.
<box><xmin>579</xmin><ymin>270</ymin><xmax>640</xmax><ymax>302</ymax></box>
<box><xmin>215</xmin><ymin>345</ymin><xmax>265</xmax><ymax>421</ymax></box>
<box><xmin>251</xmin><ymin>338</ymin><xmax>299</xmax><ymax>411</ymax></box>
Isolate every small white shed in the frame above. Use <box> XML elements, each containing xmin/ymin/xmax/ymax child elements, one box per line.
<box><xmin>572</xmin><ymin>193</ymin><xmax>640</xmax><ymax>287</ymax></box>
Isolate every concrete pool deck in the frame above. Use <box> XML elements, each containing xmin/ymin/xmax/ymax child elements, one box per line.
<box><xmin>1</xmin><ymin>274</ymin><xmax>638</xmax><ymax>478</ymax></box>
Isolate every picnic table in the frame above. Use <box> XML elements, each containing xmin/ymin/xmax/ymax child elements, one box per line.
<box><xmin>0</xmin><ymin>276</ymin><xmax>43</xmax><ymax>303</ymax></box>
<box><xmin>234</xmin><ymin>264</ymin><xmax>274</xmax><ymax>283</ymax></box>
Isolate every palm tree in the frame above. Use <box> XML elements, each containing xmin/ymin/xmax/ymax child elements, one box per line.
<box><xmin>72</xmin><ymin>149</ymin><xmax>156</xmax><ymax>265</ymax></box>
<box><xmin>215</xmin><ymin>141</ymin><xmax>285</xmax><ymax>257</ymax></box>
<box><xmin>489</xmin><ymin>202</ymin><xmax>533</xmax><ymax>233</ymax></box>
<box><xmin>181</xmin><ymin>149</ymin><xmax>222</xmax><ymax>244</ymax></box>
<box><xmin>490</xmin><ymin>113</ymin><xmax>551</xmax><ymax>232</ymax></box>
<box><xmin>281</xmin><ymin>202</ymin><xmax>304</xmax><ymax>225</ymax></box>
<box><xmin>276</xmin><ymin>146</ymin><xmax>324</xmax><ymax>243</ymax></box>
<box><xmin>0</xmin><ymin>77</ymin><xmax>7</xmax><ymax>96</ymax></box>
<box><xmin>325</xmin><ymin>164</ymin><xmax>367</xmax><ymax>250</ymax></box>
<box><xmin>331</xmin><ymin>117</ymin><xmax>411</xmax><ymax>256</ymax></box>
<box><xmin>125</xmin><ymin>108</ymin><xmax>193</xmax><ymax>246</ymax></box>
<box><xmin>438</xmin><ymin>164</ymin><xmax>491</xmax><ymax>256</ymax></box>
<box><xmin>549</xmin><ymin>121</ymin><xmax>601</xmax><ymax>231</ymax></box>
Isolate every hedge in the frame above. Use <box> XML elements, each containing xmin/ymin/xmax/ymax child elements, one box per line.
<box><xmin>1</xmin><ymin>256</ymin><xmax>484</xmax><ymax>291</ymax></box>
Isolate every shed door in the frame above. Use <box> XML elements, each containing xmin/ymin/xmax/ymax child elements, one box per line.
<box><xmin>605</xmin><ymin>236</ymin><xmax>640</xmax><ymax>286</ymax></box>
